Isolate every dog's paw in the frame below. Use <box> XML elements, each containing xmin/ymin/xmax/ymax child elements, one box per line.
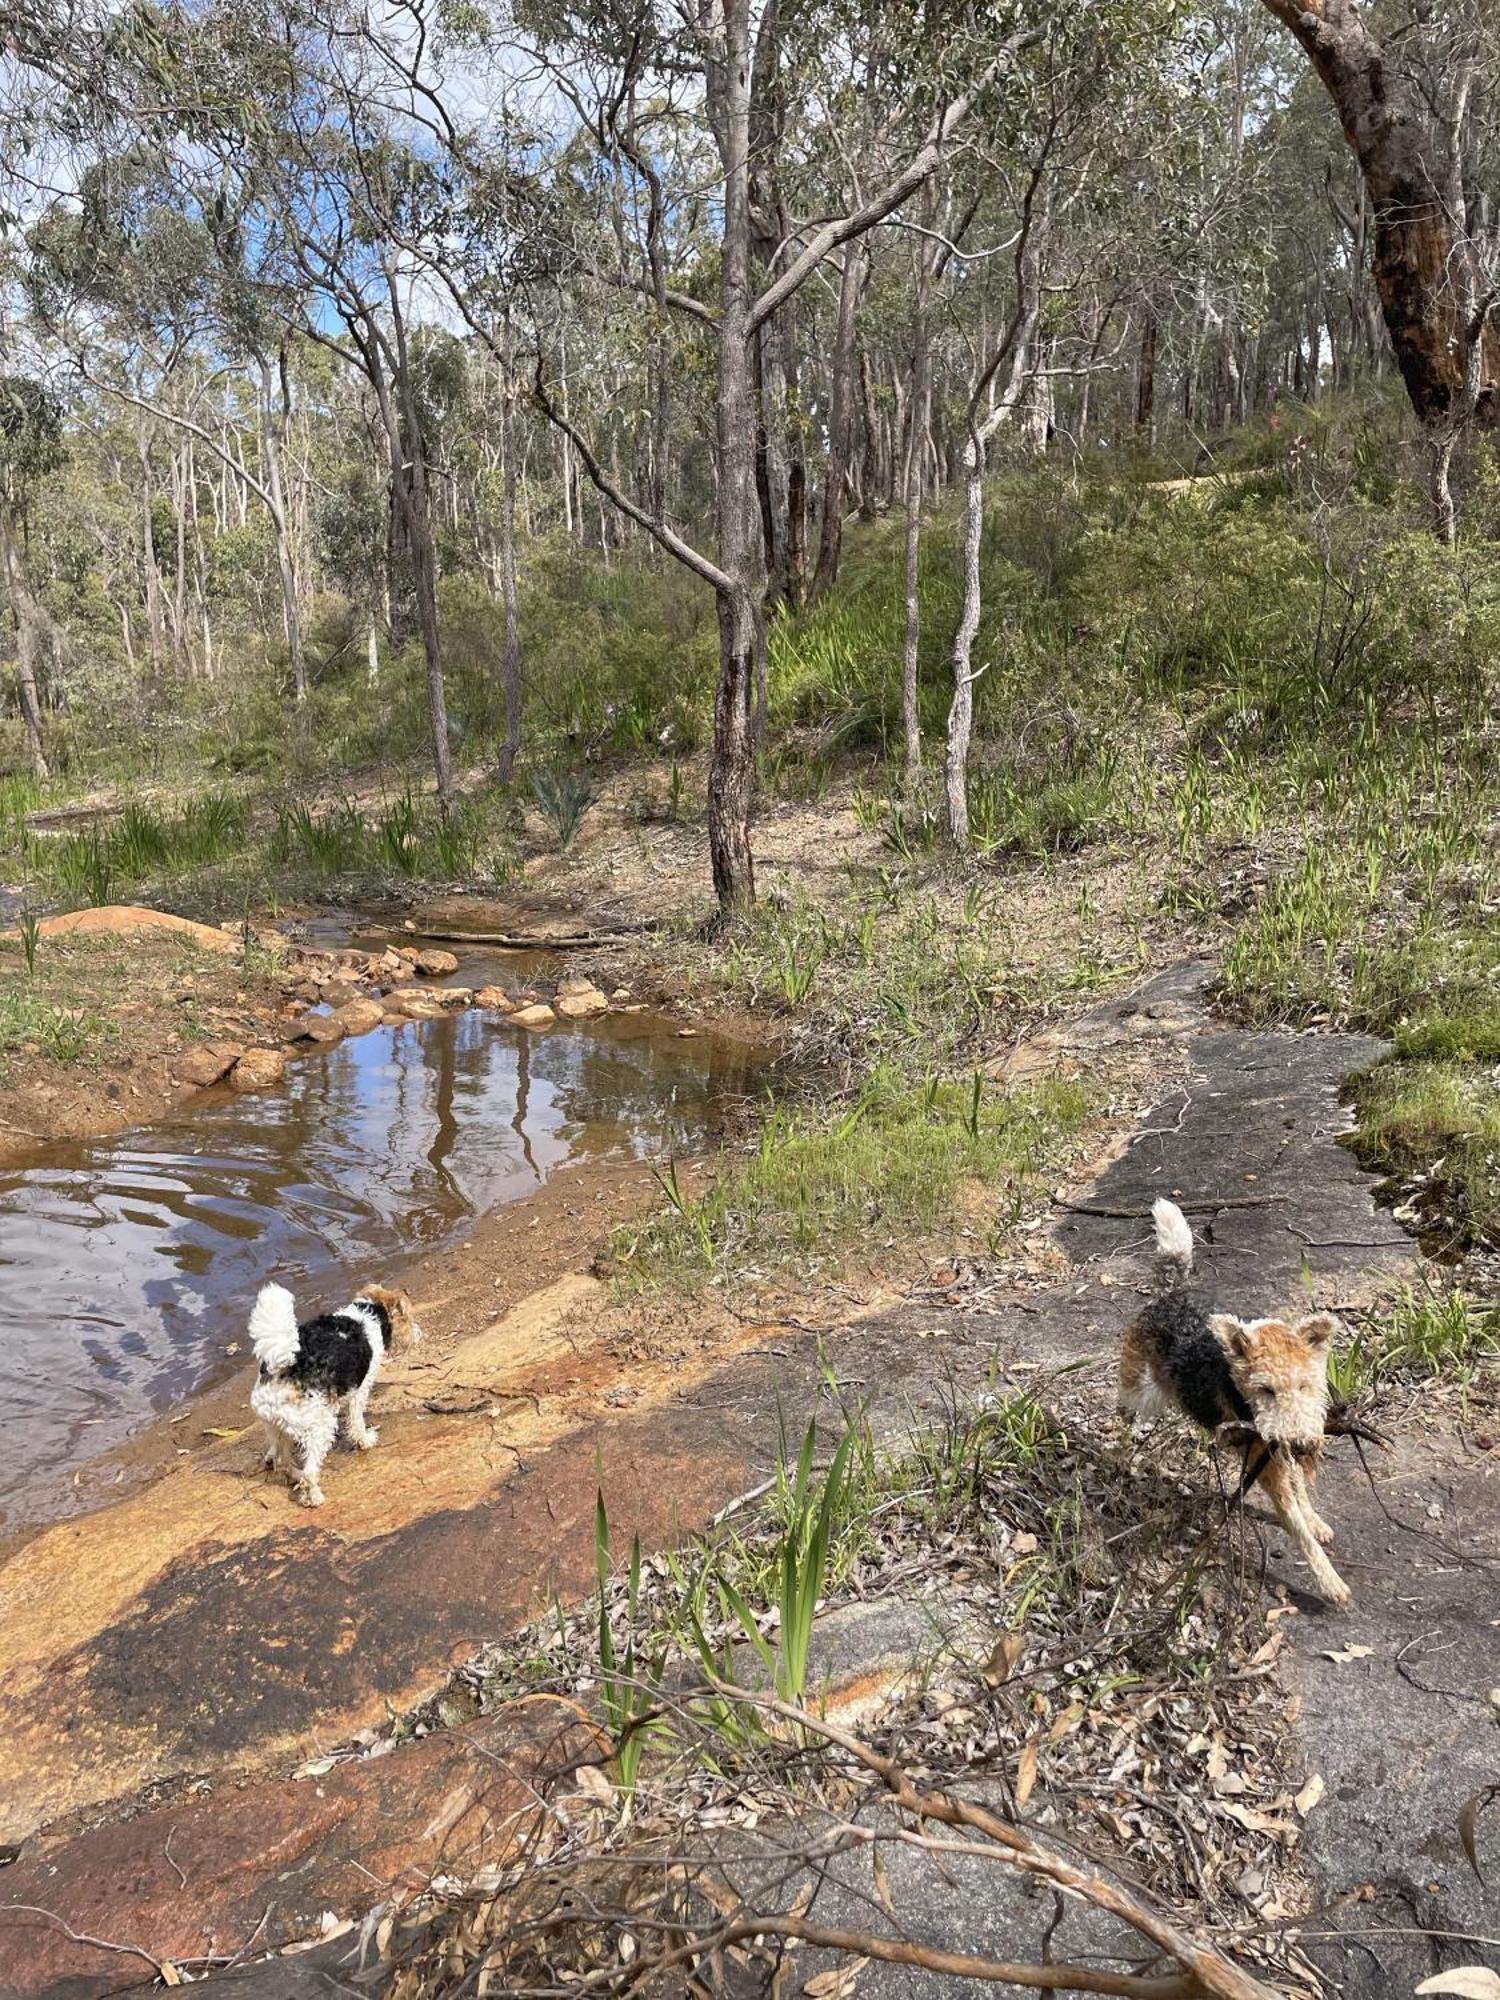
<box><xmin>354</xmin><ymin>1428</ymin><xmax>379</xmax><ymax>1451</ymax></box>
<box><xmin>1309</xmin><ymin>1514</ymin><xmax>1335</xmax><ymax>1546</ymax></box>
<box><xmin>295</xmin><ymin>1484</ymin><xmax>325</xmax><ymax>1508</ymax></box>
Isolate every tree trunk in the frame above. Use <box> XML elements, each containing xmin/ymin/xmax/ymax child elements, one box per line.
<box><xmin>258</xmin><ymin>356</ymin><xmax>306</xmax><ymax>704</ymax></box>
<box><xmin>943</xmin><ymin>444</ymin><xmax>984</xmax><ymax>850</ymax></box>
<box><xmin>137</xmin><ymin>432</ymin><xmax>166</xmax><ymax>674</ymax></box>
<box><xmin>497</xmin><ymin>330</ymin><xmax>523</xmax><ymax>784</ymax></box>
<box><xmin>0</xmin><ymin>516</ymin><xmax>50</xmax><ymax>780</ymax></box>
<box><xmin>706</xmin><ymin>0</ymin><xmax>760</xmax><ymax>914</ymax></box>
<box><xmin>809</xmin><ymin>243</ymin><xmax>866</xmax><ymax>601</ymax></box>
<box><xmin>1260</xmin><ymin>0</ymin><xmax>1499</xmax><ymax>437</ymax></box>
<box><xmin>900</xmin><ymin>309</ymin><xmax>931</xmax><ymax>785</ymax></box>
<box><xmin>1135</xmin><ymin>307</ymin><xmax>1158</xmax><ymax>442</ymax></box>
<box><xmin>784</xmin><ymin>321</ymin><xmax>808</xmax><ymax>610</ymax></box>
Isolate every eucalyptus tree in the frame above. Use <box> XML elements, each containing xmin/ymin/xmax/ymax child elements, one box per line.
<box><xmin>0</xmin><ymin>374</ymin><xmax>66</xmax><ymax>776</ymax></box>
<box><xmin>483</xmin><ymin>0</ymin><xmax>1054</xmax><ymax>913</ymax></box>
<box><xmin>1259</xmin><ymin>0</ymin><xmax>1500</xmax><ymax>534</ymax></box>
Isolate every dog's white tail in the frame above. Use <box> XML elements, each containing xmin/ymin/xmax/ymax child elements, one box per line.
<box><xmin>1151</xmin><ymin>1198</ymin><xmax>1195</xmax><ymax>1287</ymax></box>
<box><xmin>249</xmin><ymin>1282</ymin><xmax>300</xmax><ymax>1372</ymax></box>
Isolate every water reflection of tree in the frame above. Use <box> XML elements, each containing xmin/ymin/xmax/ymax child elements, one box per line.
<box><xmin>511</xmin><ymin>1024</ymin><xmax>540</xmax><ymax>1180</ymax></box>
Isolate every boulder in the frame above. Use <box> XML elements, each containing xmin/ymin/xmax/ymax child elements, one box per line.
<box><xmin>474</xmin><ymin>985</ymin><xmax>514</xmax><ymax>1012</ymax></box>
<box><xmin>11</xmin><ymin>905</ymin><xmax>239</xmax><ymax>955</ymax></box>
<box><xmin>332</xmin><ymin>998</ymin><xmax>386</xmax><ymax>1036</ymax></box>
<box><xmin>228</xmin><ymin>1049</ymin><xmax>287</xmax><ymax>1092</ymax></box>
<box><xmin>414</xmin><ymin>947</ymin><xmax>459</xmax><ymax>976</ymax></box>
<box><xmin>284</xmin><ymin>1012</ymin><xmax>344</xmax><ymax>1047</ymax></box>
<box><xmin>509</xmin><ymin>1003</ymin><xmax>557</xmax><ymax>1030</ymax></box>
<box><xmin>555</xmin><ymin>985</ymin><xmax>609</xmax><ymax>1020</ymax></box>
<box><xmin>438</xmin><ymin>987</ymin><xmax>473</xmax><ymax>1008</ymax></box>
<box><xmin>389</xmin><ymin>990</ymin><xmax>450</xmax><ymax>1021</ymax></box>
<box><xmin>556</xmin><ymin>974</ymin><xmax>598</xmax><ymax>998</ymax></box>
<box><xmin>172</xmin><ymin>1041</ymin><xmax>243</xmax><ymax>1089</ymax></box>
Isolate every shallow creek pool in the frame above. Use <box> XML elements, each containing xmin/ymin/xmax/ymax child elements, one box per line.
<box><xmin>0</xmin><ymin>941</ymin><xmax>760</xmax><ymax>1534</ymax></box>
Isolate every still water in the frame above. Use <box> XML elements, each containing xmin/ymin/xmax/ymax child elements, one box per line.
<box><xmin>0</xmin><ymin>995</ymin><xmax>760</xmax><ymax>1533</ymax></box>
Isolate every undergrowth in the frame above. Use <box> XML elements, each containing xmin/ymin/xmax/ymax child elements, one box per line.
<box><xmin>615</xmin><ymin>1066</ymin><xmax>1094</xmax><ymax>1288</ymax></box>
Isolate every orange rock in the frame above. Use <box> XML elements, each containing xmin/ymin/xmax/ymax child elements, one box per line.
<box><xmin>228</xmin><ymin>1049</ymin><xmax>287</xmax><ymax>1092</ymax></box>
<box><xmin>509</xmin><ymin>1003</ymin><xmax>557</xmax><ymax>1030</ymax></box>
<box><xmin>333</xmin><ymin>998</ymin><xmax>386</xmax><ymax>1036</ymax></box>
<box><xmin>171</xmin><ymin>1041</ymin><xmax>243</xmax><ymax>1088</ymax></box>
<box><xmin>13</xmin><ymin>905</ymin><xmax>240</xmax><ymax>954</ymax></box>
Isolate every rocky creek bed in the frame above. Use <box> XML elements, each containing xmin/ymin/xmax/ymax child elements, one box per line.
<box><xmin>0</xmin><ymin>965</ymin><xmax>1494</xmax><ymax>1998</ymax></box>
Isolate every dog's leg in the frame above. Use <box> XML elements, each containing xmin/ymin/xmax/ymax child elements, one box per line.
<box><xmin>1296</xmin><ymin>1455</ymin><xmax>1334</xmax><ymax>1545</ymax></box>
<box><xmin>345</xmin><ymin>1374</ymin><xmax>379</xmax><ymax>1451</ymax></box>
<box><xmin>1262</xmin><ymin>1452</ymin><xmax>1351</xmax><ymax>1607</ymax></box>
<box><xmin>292</xmin><ymin>1404</ymin><xmax>339</xmax><ymax>1508</ymax></box>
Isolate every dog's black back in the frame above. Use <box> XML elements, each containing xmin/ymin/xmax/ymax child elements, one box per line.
<box><xmin>1136</xmin><ymin>1290</ymin><xmax>1252</xmax><ymax>1432</ymax></box>
<box><xmin>267</xmin><ymin>1300</ymin><xmax>391</xmax><ymax>1397</ymax></box>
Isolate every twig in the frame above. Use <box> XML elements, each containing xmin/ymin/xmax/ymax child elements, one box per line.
<box><xmin>1055</xmin><ymin>1197</ymin><xmax>1288</xmax><ymax>1219</ymax></box>
<box><xmin>388</xmin><ymin>926</ymin><xmax>650</xmax><ymax>948</ymax></box>
<box><xmin>0</xmin><ymin>1904</ymin><xmax>163</xmax><ymax>1973</ymax></box>
<box><xmin>163</xmin><ymin>1826</ymin><xmax>188</xmax><ymax>1893</ymax></box>
<box><xmin>704</xmin><ymin>1683</ymin><xmax>1282</xmax><ymax>2000</ymax></box>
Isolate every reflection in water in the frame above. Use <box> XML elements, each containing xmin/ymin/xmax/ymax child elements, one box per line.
<box><xmin>0</xmin><ymin>1007</ymin><xmax>760</xmax><ymax>1532</ymax></box>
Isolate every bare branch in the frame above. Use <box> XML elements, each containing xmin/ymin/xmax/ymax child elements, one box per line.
<box><xmin>531</xmin><ymin>360</ymin><xmax>732</xmax><ymax>594</ymax></box>
<box><xmin>748</xmin><ymin>25</ymin><xmax>1046</xmax><ymax>335</ymax></box>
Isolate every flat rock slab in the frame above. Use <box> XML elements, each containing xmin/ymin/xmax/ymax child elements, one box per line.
<box><xmin>9</xmin><ymin>958</ymin><xmax>1495</xmax><ymax>1996</ymax></box>
<box><xmin>0</xmin><ymin>1694</ymin><xmax>596</xmax><ymax>2000</ymax></box>
<box><xmin>15</xmin><ymin>906</ymin><xmax>239</xmax><ymax>955</ymax></box>
<box><xmin>1284</xmin><ymin>1431</ymin><xmax>1500</xmax><ymax>1996</ymax></box>
<box><xmin>0</xmin><ymin>1362</ymin><xmax>752</xmax><ymax>1844</ymax></box>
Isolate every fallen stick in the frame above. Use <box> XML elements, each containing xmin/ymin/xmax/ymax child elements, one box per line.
<box><xmin>1054</xmin><ymin>1196</ymin><xmax>1288</xmax><ymax>1219</ymax></box>
<box><xmin>377</xmin><ymin>925</ymin><xmax>653</xmax><ymax>949</ymax></box>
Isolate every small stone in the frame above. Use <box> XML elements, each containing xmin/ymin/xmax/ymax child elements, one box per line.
<box><xmin>390</xmin><ymin>990</ymin><xmax>449</xmax><ymax>1020</ymax></box>
<box><xmin>172</xmin><ymin>1041</ymin><xmax>243</xmax><ymax>1088</ymax></box>
<box><xmin>555</xmin><ymin>986</ymin><xmax>608</xmax><ymax>1020</ymax></box>
<box><xmin>228</xmin><ymin>1049</ymin><xmax>287</xmax><ymax>1092</ymax></box>
<box><xmin>414</xmin><ymin>947</ymin><xmax>459</xmax><ymax>976</ymax></box>
<box><xmin>509</xmin><ymin>1003</ymin><xmax>557</xmax><ymax>1030</ymax></box>
<box><xmin>438</xmin><ymin>986</ymin><xmax>473</xmax><ymax>1008</ymax></box>
<box><xmin>284</xmin><ymin>1012</ymin><xmax>345</xmax><ymax>1047</ymax></box>
<box><xmin>474</xmin><ymin>985</ymin><xmax>514</xmax><ymax>1012</ymax></box>
<box><xmin>333</xmin><ymin>998</ymin><xmax>386</xmax><ymax>1036</ymax></box>
<box><xmin>556</xmin><ymin>974</ymin><xmax>597</xmax><ymax>998</ymax></box>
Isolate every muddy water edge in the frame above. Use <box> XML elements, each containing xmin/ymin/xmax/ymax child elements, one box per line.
<box><xmin>0</xmin><ymin>934</ymin><xmax>767</xmax><ymax>1546</ymax></box>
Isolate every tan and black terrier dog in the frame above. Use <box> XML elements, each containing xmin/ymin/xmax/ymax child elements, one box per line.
<box><xmin>1117</xmin><ymin>1199</ymin><xmax>1349</xmax><ymax>1606</ymax></box>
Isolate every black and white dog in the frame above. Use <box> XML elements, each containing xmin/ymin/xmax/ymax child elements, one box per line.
<box><xmin>249</xmin><ymin>1281</ymin><xmax>422</xmax><ymax>1507</ymax></box>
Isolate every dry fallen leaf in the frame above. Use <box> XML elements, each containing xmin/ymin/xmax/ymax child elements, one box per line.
<box><xmin>982</xmin><ymin>1629</ymin><xmax>1027</xmax><ymax>1688</ymax></box>
<box><xmin>575</xmin><ymin>1764</ymin><xmax>614</xmax><ymax>1806</ymax></box>
<box><xmin>1015</xmin><ymin>1739</ymin><xmax>1039</xmax><ymax>1809</ymax></box>
<box><xmin>1415</xmin><ymin>1973</ymin><xmax>1500</xmax><ymax>1999</ymax></box>
<box><xmin>804</xmin><ymin>1958</ymin><xmax>868</xmax><ymax>1999</ymax></box>
<box><xmin>1322</xmin><ymin>1644</ymin><xmax>1374</xmax><ymax>1665</ymax></box>
<box><xmin>1295</xmin><ymin>1774</ymin><xmax>1325</xmax><ymax>1817</ymax></box>
<box><xmin>871</xmin><ymin>1846</ymin><xmax>894</xmax><ymax>1917</ymax></box>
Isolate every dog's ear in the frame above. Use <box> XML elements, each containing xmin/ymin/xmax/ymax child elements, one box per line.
<box><xmin>1296</xmin><ymin>1311</ymin><xmax>1338</xmax><ymax>1349</ymax></box>
<box><xmin>1208</xmin><ymin>1312</ymin><xmax>1249</xmax><ymax>1355</ymax></box>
